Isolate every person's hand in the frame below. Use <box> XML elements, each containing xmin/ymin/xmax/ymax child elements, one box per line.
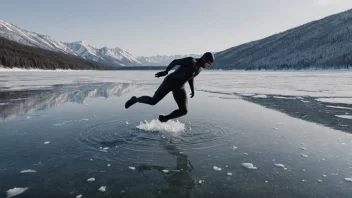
<box><xmin>155</xmin><ymin>71</ymin><xmax>168</xmax><ymax>78</ymax></box>
<box><xmin>190</xmin><ymin>92</ymin><xmax>194</xmax><ymax>98</ymax></box>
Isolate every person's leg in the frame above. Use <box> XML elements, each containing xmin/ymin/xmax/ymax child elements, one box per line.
<box><xmin>159</xmin><ymin>88</ymin><xmax>188</xmax><ymax>122</ymax></box>
<box><xmin>125</xmin><ymin>77</ymin><xmax>172</xmax><ymax>109</ymax></box>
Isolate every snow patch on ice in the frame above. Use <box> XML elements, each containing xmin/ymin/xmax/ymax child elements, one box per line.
<box><xmin>335</xmin><ymin>115</ymin><xmax>352</xmax><ymax>119</ymax></box>
<box><xmin>344</xmin><ymin>178</ymin><xmax>352</xmax><ymax>182</ymax></box>
<box><xmin>301</xmin><ymin>154</ymin><xmax>309</xmax><ymax>158</ymax></box>
<box><xmin>87</xmin><ymin>178</ymin><xmax>95</xmax><ymax>182</ymax></box>
<box><xmin>6</xmin><ymin>187</ymin><xmax>29</xmax><ymax>198</ymax></box>
<box><xmin>316</xmin><ymin>98</ymin><xmax>352</xmax><ymax>105</ymax></box>
<box><xmin>253</xmin><ymin>94</ymin><xmax>268</xmax><ymax>98</ymax></box>
<box><xmin>327</xmin><ymin>105</ymin><xmax>352</xmax><ymax>110</ymax></box>
<box><xmin>98</xmin><ymin>186</ymin><xmax>106</xmax><ymax>192</ymax></box>
<box><xmin>136</xmin><ymin>119</ymin><xmax>185</xmax><ymax>133</ymax></box>
<box><xmin>213</xmin><ymin>166</ymin><xmax>222</xmax><ymax>171</ymax></box>
<box><xmin>274</xmin><ymin>163</ymin><xmax>285</xmax><ymax>168</ymax></box>
<box><xmin>242</xmin><ymin>163</ymin><xmax>257</xmax><ymax>170</ymax></box>
<box><xmin>20</xmin><ymin>169</ymin><xmax>37</xmax><ymax>173</ymax></box>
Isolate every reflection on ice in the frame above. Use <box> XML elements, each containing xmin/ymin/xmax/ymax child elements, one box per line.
<box><xmin>0</xmin><ymin>82</ymin><xmax>137</xmax><ymax>122</ymax></box>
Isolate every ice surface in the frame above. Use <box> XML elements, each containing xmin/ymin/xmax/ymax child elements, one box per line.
<box><xmin>20</xmin><ymin>169</ymin><xmax>37</xmax><ymax>173</ymax></box>
<box><xmin>136</xmin><ymin>119</ymin><xmax>185</xmax><ymax>133</ymax></box>
<box><xmin>242</xmin><ymin>163</ymin><xmax>257</xmax><ymax>170</ymax></box>
<box><xmin>213</xmin><ymin>166</ymin><xmax>222</xmax><ymax>171</ymax></box>
<box><xmin>6</xmin><ymin>187</ymin><xmax>29</xmax><ymax>198</ymax></box>
<box><xmin>335</xmin><ymin>115</ymin><xmax>352</xmax><ymax>119</ymax></box>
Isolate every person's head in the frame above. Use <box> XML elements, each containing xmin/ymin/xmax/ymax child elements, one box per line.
<box><xmin>200</xmin><ymin>52</ymin><xmax>214</xmax><ymax>68</ymax></box>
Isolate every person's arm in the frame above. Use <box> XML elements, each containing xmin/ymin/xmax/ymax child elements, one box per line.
<box><xmin>155</xmin><ymin>57</ymin><xmax>195</xmax><ymax>78</ymax></box>
<box><xmin>165</xmin><ymin>57</ymin><xmax>193</xmax><ymax>72</ymax></box>
<box><xmin>188</xmin><ymin>78</ymin><xmax>194</xmax><ymax>98</ymax></box>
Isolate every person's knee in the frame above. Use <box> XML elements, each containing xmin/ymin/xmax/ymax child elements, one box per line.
<box><xmin>150</xmin><ymin>99</ymin><xmax>158</xmax><ymax>105</ymax></box>
<box><xmin>181</xmin><ymin>108</ymin><xmax>188</xmax><ymax>115</ymax></box>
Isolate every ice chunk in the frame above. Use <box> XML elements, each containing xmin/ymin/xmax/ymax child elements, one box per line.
<box><xmin>87</xmin><ymin>178</ymin><xmax>95</xmax><ymax>182</ymax></box>
<box><xmin>336</xmin><ymin>115</ymin><xmax>352</xmax><ymax>119</ymax></box>
<box><xmin>273</xmin><ymin>127</ymin><xmax>279</xmax><ymax>130</ymax></box>
<box><xmin>317</xmin><ymin>179</ymin><xmax>323</xmax><ymax>183</ymax></box>
<box><xmin>199</xmin><ymin>180</ymin><xmax>204</xmax><ymax>184</ymax></box>
<box><xmin>326</xmin><ymin>105</ymin><xmax>352</xmax><ymax>110</ymax></box>
<box><xmin>126</xmin><ymin>121</ymin><xmax>129</xmax><ymax>125</ymax></box>
<box><xmin>316</xmin><ymin>98</ymin><xmax>352</xmax><ymax>105</ymax></box>
<box><xmin>136</xmin><ymin>119</ymin><xmax>185</xmax><ymax>133</ymax></box>
<box><xmin>243</xmin><ymin>153</ymin><xmax>248</xmax><ymax>155</ymax></box>
<box><xmin>301</xmin><ymin>154</ymin><xmax>308</xmax><ymax>158</ymax></box>
<box><xmin>20</xmin><ymin>169</ymin><xmax>37</xmax><ymax>173</ymax></box>
<box><xmin>44</xmin><ymin>141</ymin><xmax>50</xmax><ymax>144</ymax></box>
<box><xmin>322</xmin><ymin>175</ymin><xmax>327</xmax><ymax>177</ymax></box>
<box><xmin>107</xmin><ymin>164</ymin><xmax>111</xmax><ymax>167</ymax></box>
<box><xmin>227</xmin><ymin>172</ymin><xmax>232</xmax><ymax>176</ymax></box>
<box><xmin>253</xmin><ymin>95</ymin><xmax>267</xmax><ymax>98</ymax></box>
<box><xmin>242</xmin><ymin>163</ymin><xmax>257</xmax><ymax>170</ymax></box>
<box><xmin>344</xmin><ymin>178</ymin><xmax>352</xmax><ymax>182</ymax></box>
<box><xmin>76</xmin><ymin>195</ymin><xmax>82</xmax><ymax>198</ymax></box>
<box><xmin>225</xmin><ymin>165</ymin><xmax>229</xmax><ymax>168</ymax></box>
<box><xmin>213</xmin><ymin>166</ymin><xmax>222</xmax><ymax>171</ymax></box>
<box><xmin>129</xmin><ymin>166</ymin><xmax>136</xmax><ymax>170</ymax></box>
<box><xmin>302</xmin><ymin>179</ymin><xmax>307</xmax><ymax>183</ymax></box>
<box><xmin>162</xmin><ymin>170</ymin><xmax>169</xmax><ymax>173</ymax></box>
<box><xmin>300</xmin><ymin>147</ymin><xmax>306</xmax><ymax>150</ymax></box>
<box><xmin>103</xmin><ymin>147</ymin><xmax>109</xmax><ymax>150</ymax></box>
<box><xmin>302</xmin><ymin>169</ymin><xmax>306</xmax><ymax>172</ymax></box>
<box><xmin>6</xmin><ymin>187</ymin><xmax>29</xmax><ymax>198</ymax></box>
<box><xmin>265</xmin><ymin>181</ymin><xmax>268</xmax><ymax>183</ymax></box>
<box><xmin>233</xmin><ymin>146</ymin><xmax>237</xmax><ymax>150</ymax></box>
<box><xmin>90</xmin><ymin>159</ymin><xmax>93</xmax><ymax>161</ymax></box>
<box><xmin>274</xmin><ymin>163</ymin><xmax>285</xmax><ymax>168</ymax></box>
<box><xmin>98</xmin><ymin>186</ymin><xmax>106</xmax><ymax>192</ymax></box>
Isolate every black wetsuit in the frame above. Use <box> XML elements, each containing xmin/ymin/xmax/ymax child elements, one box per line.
<box><xmin>135</xmin><ymin>57</ymin><xmax>203</xmax><ymax>120</ymax></box>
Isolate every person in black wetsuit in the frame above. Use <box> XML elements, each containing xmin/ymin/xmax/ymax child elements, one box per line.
<box><xmin>125</xmin><ymin>52</ymin><xmax>214</xmax><ymax>122</ymax></box>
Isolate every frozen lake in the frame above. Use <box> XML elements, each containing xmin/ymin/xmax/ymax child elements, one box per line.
<box><xmin>0</xmin><ymin>70</ymin><xmax>352</xmax><ymax>198</ymax></box>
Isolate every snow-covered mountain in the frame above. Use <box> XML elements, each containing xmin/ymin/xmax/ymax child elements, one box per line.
<box><xmin>64</xmin><ymin>41</ymin><xmax>142</xmax><ymax>66</ymax></box>
<box><xmin>0</xmin><ymin>20</ymin><xmax>76</xmax><ymax>54</ymax></box>
<box><xmin>136</xmin><ymin>54</ymin><xmax>201</xmax><ymax>66</ymax></box>
<box><xmin>212</xmin><ymin>8</ymin><xmax>352</xmax><ymax>70</ymax></box>
<box><xmin>0</xmin><ymin>20</ymin><xmax>141</xmax><ymax>67</ymax></box>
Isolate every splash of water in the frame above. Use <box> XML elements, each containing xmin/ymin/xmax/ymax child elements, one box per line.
<box><xmin>136</xmin><ymin>119</ymin><xmax>186</xmax><ymax>133</ymax></box>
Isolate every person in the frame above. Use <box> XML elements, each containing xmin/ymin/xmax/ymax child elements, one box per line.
<box><xmin>125</xmin><ymin>52</ymin><xmax>214</xmax><ymax>122</ymax></box>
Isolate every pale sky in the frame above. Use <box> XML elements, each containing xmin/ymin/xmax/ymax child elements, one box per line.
<box><xmin>1</xmin><ymin>0</ymin><xmax>352</xmax><ymax>56</ymax></box>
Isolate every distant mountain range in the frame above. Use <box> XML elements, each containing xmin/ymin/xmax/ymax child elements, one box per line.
<box><xmin>0</xmin><ymin>20</ymin><xmax>198</xmax><ymax>67</ymax></box>
<box><xmin>2</xmin><ymin>8</ymin><xmax>352</xmax><ymax>70</ymax></box>
<box><xmin>212</xmin><ymin>8</ymin><xmax>352</xmax><ymax>70</ymax></box>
